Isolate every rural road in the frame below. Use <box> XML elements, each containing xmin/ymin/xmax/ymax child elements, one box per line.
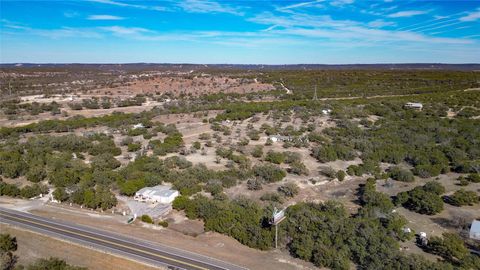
<box><xmin>0</xmin><ymin>208</ymin><xmax>248</xmax><ymax>270</ymax></box>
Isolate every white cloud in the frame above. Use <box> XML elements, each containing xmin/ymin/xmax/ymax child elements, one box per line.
<box><xmin>99</xmin><ymin>26</ymin><xmax>151</xmax><ymax>35</ymax></box>
<box><xmin>1</xmin><ymin>19</ymin><xmax>29</xmax><ymax>30</ymax></box>
<box><xmin>330</xmin><ymin>0</ymin><xmax>354</xmax><ymax>7</ymax></box>
<box><xmin>89</xmin><ymin>0</ymin><xmax>166</xmax><ymax>11</ymax></box>
<box><xmin>87</xmin><ymin>15</ymin><xmax>125</xmax><ymax>20</ymax></box>
<box><xmin>459</xmin><ymin>9</ymin><xmax>480</xmax><ymax>22</ymax></box>
<box><xmin>249</xmin><ymin>12</ymin><xmax>473</xmax><ymax>45</ymax></box>
<box><xmin>388</xmin><ymin>10</ymin><xmax>429</xmax><ymax>18</ymax></box>
<box><xmin>177</xmin><ymin>0</ymin><xmax>244</xmax><ymax>16</ymax></box>
<box><xmin>277</xmin><ymin>0</ymin><xmax>325</xmax><ymax>11</ymax></box>
<box><xmin>249</xmin><ymin>12</ymin><xmax>358</xmax><ymax>29</ymax></box>
<box><xmin>368</xmin><ymin>19</ymin><xmax>396</xmax><ymax>28</ymax></box>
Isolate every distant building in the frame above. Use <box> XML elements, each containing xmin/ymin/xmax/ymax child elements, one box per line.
<box><xmin>470</xmin><ymin>220</ymin><xmax>480</xmax><ymax>240</ymax></box>
<box><xmin>133</xmin><ymin>123</ymin><xmax>145</xmax><ymax>129</ymax></box>
<box><xmin>134</xmin><ymin>185</ymin><xmax>179</xmax><ymax>204</ymax></box>
<box><xmin>269</xmin><ymin>135</ymin><xmax>308</xmax><ymax>144</ymax></box>
<box><xmin>404</xmin><ymin>102</ymin><xmax>423</xmax><ymax>110</ymax></box>
<box><xmin>322</xmin><ymin>109</ymin><xmax>332</xmax><ymax>115</ymax></box>
<box><xmin>269</xmin><ymin>135</ymin><xmax>292</xmax><ymax>143</ymax></box>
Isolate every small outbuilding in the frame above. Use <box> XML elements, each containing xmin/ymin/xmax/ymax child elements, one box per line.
<box><xmin>269</xmin><ymin>135</ymin><xmax>292</xmax><ymax>143</ymax></box>
<box><xmin>134</xmin><ymin>185</ymin><xmax>179</xmax><ymax>204</ymax></box>
<box><xmin>470</xmin><ymin>220</ymin><xmax>480</xmax><ymax>240</ymax></box>
<box><xmin>404</xmin><ymin>102</ymin><xmax>423</xmax><ymax>110</ymax></box>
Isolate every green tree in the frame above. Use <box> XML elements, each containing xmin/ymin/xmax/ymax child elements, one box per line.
<box><xmin>53</xmin><ymin>187</ymin><xmax>69</xmax><ymax>202</ymax></box>
<box><xmin>253</xmin><ymin>164</ymin><xmax>286</xmax><ymax>183</ymax></box>
<box><xmin>428</xmin><ymin>232</ymin><xmax>469</xmax><ymax>263</ymax></box>
<box><xmin>388</xmin><ymin>166</ymin><xmax>414</xmax><ymax>182</ymax></box>
<box><xmin>0</xmin><ymin>233</ymin><xmax>18</xmax><ymax>270</ymax></box>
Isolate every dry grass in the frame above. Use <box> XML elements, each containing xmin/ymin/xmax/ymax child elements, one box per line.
<box><xmin>0</xmin><ymin>224</ymin><xmax>164</xmax><ymax>270</ymax></box>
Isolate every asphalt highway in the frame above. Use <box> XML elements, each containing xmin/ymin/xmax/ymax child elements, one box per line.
<box><xmin>0</xmin><ymin>208</ymin><xmax>248</xmax><ymax>270</ymax></box>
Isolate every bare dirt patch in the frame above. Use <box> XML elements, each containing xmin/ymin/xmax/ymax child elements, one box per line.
<box><xmin>90</xmin><ymin>75</ymin><xmax>275</xmax><ymax>97</ymax></box>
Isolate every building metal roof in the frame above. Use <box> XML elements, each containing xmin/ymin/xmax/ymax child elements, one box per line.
<box><xmin>470</xmin><ymin>220</ymin><xmax>480</xmax><ymax>239</ymax></box>
<box><xmin>136</xmin><ymin>185</ymin><xmax>177</xmax><ymax>198</ymax></box>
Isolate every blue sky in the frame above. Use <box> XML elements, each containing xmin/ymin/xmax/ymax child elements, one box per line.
<box><xmin>1</xmin><ymin>0</ymin><xmax>479</xmax><ymax>64</ymax></box>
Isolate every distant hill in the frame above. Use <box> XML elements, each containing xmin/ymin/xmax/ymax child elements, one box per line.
<box><xmin>1</xmin><ymin>63</ymin><xmax>479</xmax><ymax>71</ymax></box>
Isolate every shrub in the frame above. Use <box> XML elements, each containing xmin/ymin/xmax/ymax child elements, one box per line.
<box><xmin>199</xmin><ymin>133</ymin><xmax>211</xmax><ymax>140</ymax></box>
<box><xmin>127</xmin><ymin>143</ymin><xmax>142</xmax><ymax>152</ymax></box>
<box><xmin>253</xmin><ymin>164</ymin><xmax>286</xmax><ymax>183</ymax></box>
<box><xmin>158</xmin><ymin>220</ymin><xmax>169</xmax><ymax>227</ymax></box>
<box><xmin>120</xmin><ymin>137</ymin><xmax>134</xmax><ymax>146</ymax></box>
<box><xmin>336</xmin><ymin>170</ymin><xmax>346</xmax><ymax>181</ymax></box>
<box><xmin>141</xmin><ymin>214</ymin><xmax>154</xmax><ymax>224</ymax></box>
<box><xmin>448</xmin><ymin>189</ymin><xmax>479</xmax><ymax>206</ymax></box>
<box><xmin>388</xmin><ymin>166</ymin><xmax>414</xmax><ymax>182</ymax></box>
<box><xmin>466</xmin><ymin>173</ymin><xmax>480</xmax><ymax>183</ymax></box>
<box><xmin>428</xmin><ymin>232</ymin><xmax>469</xmax><ymax>262</ymax></box>
<box><xmin>319</xmin><ymin>166</ymin><xmax>336</xmax><ymax>179</ymax></box>
<box><xmin>172</xmin><ymin>195</ymin><xmax>190</xmax><ymax>210</ymax></box>
<box><xmin>288</xmin><ymin>161</ymin><xmax>309</xmax><ymax>176</ymax></box>
<box><xmin>53</xmin><ymin>187</ymin><xmax>69</xmax><ymax>202</ymax></box>
<box><xmin>247</xmin><ymin>130</ymin><xmax>261</xmax><ymax>140</ymax></box>
<box><xmin>278</xmin><ymin>183</ymin><xmax>299</xmax><ymax>198</ymax></box>
<box><xmin>265</xmin><ymin>151</ymin><xmax>285</xmax><ymax>164</ymax></box>
<box><xmin>238</xmin><ymin>137</ymin><xmax>249</xmax><ymax>146</ymax></box>
<box><xmin>251</xmin><ymin>145</ymin><xmax>263</xmax><ymax>158</ymax></box>
<box><xmin>422</xmin><ymin>181</ymin><xmax>445</xmax><ymax>195</ymax></box>
<box><xmin>265</xmin><ymin>138</ymin><xmax>273</xmax><ymax>146</ymax></box>
<box><xmin>247</xmin><ymin>178</ymin><xmax>263</xmax><ymax>190</ymax></box>
<box><xmin>260</xmin><ymin>192</ymin><xmax>284</xmax><ymax>203</ymax></box>
<box><xmin>193</xmin><ymin>141</ymin><xmax>201</xmax><ymax>150</ymax></box>
<box><xmin>396</xmin><ymin>182</ymin><xmax>445</xmax><ymax>215</ymax></box>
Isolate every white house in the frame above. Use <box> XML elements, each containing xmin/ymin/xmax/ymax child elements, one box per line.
<box><xmin>134</xmin><ymin>185</ymin><xmax>179</xmax><ymax>204</ymax></box>
<box><xmin>470</xmin><ymin>220</ymin><xmax>480</xmax><ymax>240</ymax></box>
<box><xmin>405</xmin><ymin>102</ymin><xmax>423</xmax><ymax>110</ymax></box>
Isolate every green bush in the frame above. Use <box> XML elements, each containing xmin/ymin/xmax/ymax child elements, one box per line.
<box><xmin>127</xmin><ymin>143</ymin><xmax>142</xmax><ymax>152</ymax></box>
<box><xmin>251</xmin><ymin>145</ymin><xmax>263</xmax><ymax>158</ymax></box>
<box><xmin>448</xmin><ymin>189</ymin><xmax>479</xmax><ymax>206</ymax></box>
<box><xmin>396</xmin><ymin>182</ymin><xmax>445</xmax><ymax>215</ymax></box>
<box><xmin>336</xmin><ymin>170</ymin><xmax>346</xmax><ymax>181</ymax></box>
<box><xmin>388</xmin><ymin>166</ymin><xmax>414</xmax><ymax>182</ymax></box>
<box><xmin>265</xmin><ymin>151</ymin><xmax>285</xmax><ymax>164</ymax></box>
<box><xmin>278</xmin><ymin>183</ymin><xmax>299</xmax><ymax>198</ymax></box>
<box><xmin>253</xmin><ymin>164</ymin><xmax>286</xmax><ymax>183</ymax></box>
<box><xmin>158</xmin><ymin>220</ymin><xmax>169</xmax><ymax>227</ymax></box>
<box><xmin>141</xmin><ymin>214</ymin><xmax>154</xmax><ymax>224</ymax></box>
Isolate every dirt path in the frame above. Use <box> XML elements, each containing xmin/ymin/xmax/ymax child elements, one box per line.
<box><xmin>280</xmin><ymin>82</ymin><xmax>292</xmax><ymax>94</ymax></box>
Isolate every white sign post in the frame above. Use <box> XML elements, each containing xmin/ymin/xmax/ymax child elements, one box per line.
<box><xmin>271</xmin><ymin>207</ymin><xmax>286</xmax><ymax>249</ymax></box>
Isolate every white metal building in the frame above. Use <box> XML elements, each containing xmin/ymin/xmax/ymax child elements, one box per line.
<box><xmin>134</xmin><ymin>185</ymin><xmax>179</xmax><ymax>204</ymax></box>
<box><xmin>404</xmin><ymin>102</ymin><xmax>423</xmax><ymax>110</ymax></box>
<box><xmin>470</xmin><ymin>220</ymin><xmax>480</xmax><ymax>240</ymax></box>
